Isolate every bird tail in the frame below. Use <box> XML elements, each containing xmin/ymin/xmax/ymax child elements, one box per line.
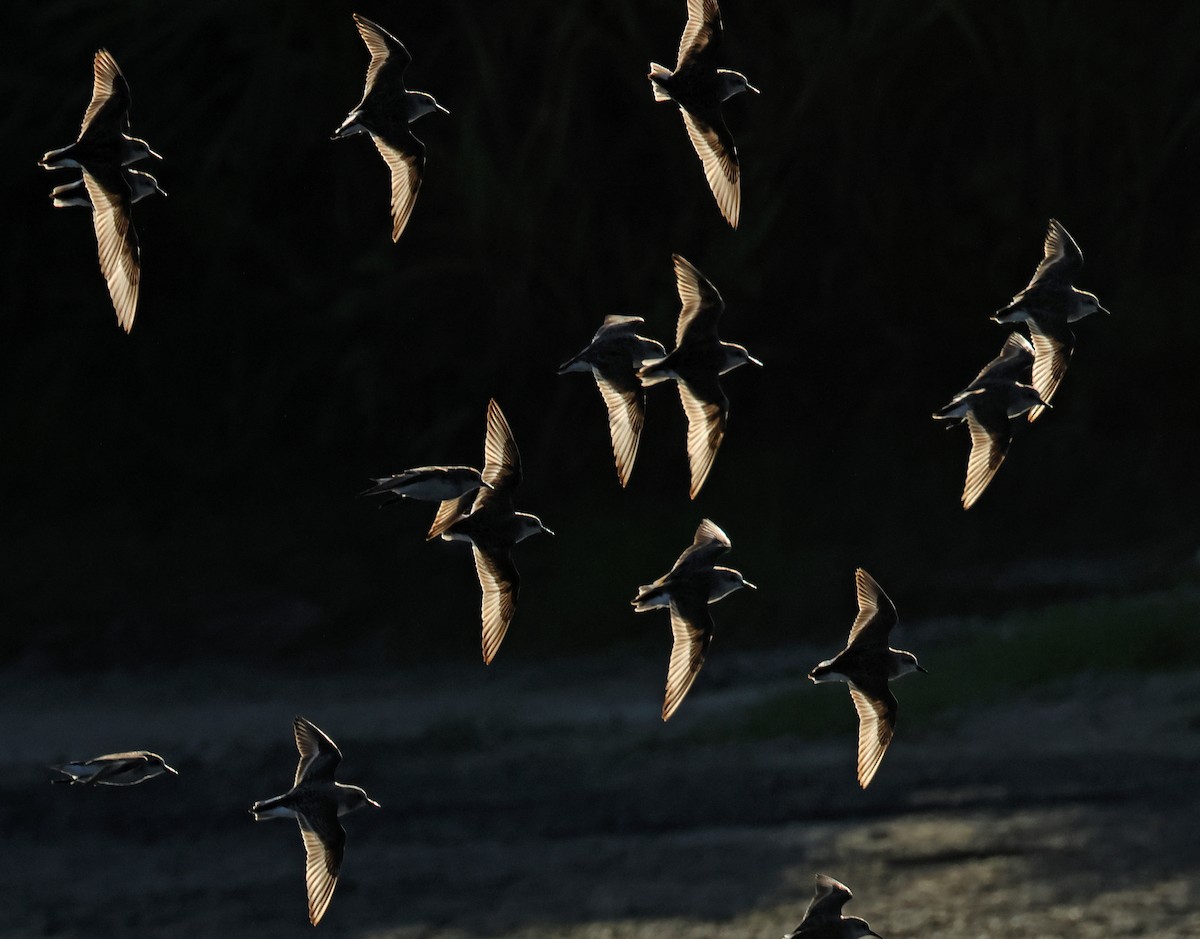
<box><xmin>648</xmin><ymin>63</ymin><xmax>673</xmax><ymax>101</ymax></box>
<box><xmin>632</xmin><ymin>583</ymin><xmax>669</xmax><ymax>612</ymax></box>
<box><xmin>250</xmin><ymin>794</ymin><xmax>294</xmax><ymax>821</ymax></box>
<box><xmin>331</xmin><ymin>111</ymin><xmax>365</xmax><ymax>140</ymax></box>
<box><xmin>39</xmin><ymin>145</ymin><xmax>77</xmax><ymax>170</ymax></box>
<box><xmin>637</xmin><ymin>358</ymin><xmax>671</xmax><ymax>387</ymax></box>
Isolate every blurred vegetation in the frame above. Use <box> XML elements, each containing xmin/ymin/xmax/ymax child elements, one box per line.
<box><xmin>1</xmin><ymin>0</ymin><xmax>1198</xmax><ymax>668</ymax></box>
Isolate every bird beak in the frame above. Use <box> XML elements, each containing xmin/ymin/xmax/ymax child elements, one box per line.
<box><xmin>436</xmin><ymin>103</ymin><xmax>450</xmax><ymax>115</ymax></box>
<box><xmin>742</xmin><ymin>580</ymin><xmax>757</xmax><ymax>590</ymax></box>
<box><xmin>917</xmin><ymin>665</ymin><xmax>929</xmax><ymax>674</ymax></box>
<box><xmin>749</xmin><ymin>355</ymin><xmax>764</xmax><ymax>367</ymax></box>
<box><xmin>746</xmin><ymin>83</ymin><xmax>761</xmax><ymax>95</ymax></box>
<box><xmin>542</xmin><ymin>526</ymin><xmax>556</xmax><ymax>537</ymax></box>
<box><xmin>368</xmin><ymin>797</ymin><xmax>381</xmax><ymax>809</ymax></box>
<box><xmin>164</xmin><ymin>764</ymin><xmax>179</xmax><ymax>775</ymax></box>
<box><xmin>1099</xmin><ymin>304</ymin><xmax>1111</xmax><ymax>315</ymax></box>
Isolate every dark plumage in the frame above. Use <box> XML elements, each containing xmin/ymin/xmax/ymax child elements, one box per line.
<box><xmin>332</xmin><ymin>14</ymin><xmax>448</xmax><ymax>241</ymax></box>
<box><xmin>558</xmin><ymin>315</ymin><xmax>666</xmax><ymax>486</ymax></box>
<box><xmin>992</xmin><ymin>219</ymin><xmax>1110</xmax><ymax>421</ymax></box>
<box><xmin>809</xmin><ymin>570</ymin><xmax>925</xmax><ymax>788</ymax></box>
<box><xmin>933</xmin><ymin>333</ymin><xmax>1047</xmax><ymax>509</ymax></box>
<box><xmin>441</xmin><ymin>400</ymin><xmax>552</xmax><ymax>664</ymax></box>
<box><xmin>784</xmin><ymin>874</ymin><xmax>883</xmax><ymax>939</ymax></box>
<box><xmin>250</xmin><ymin>717</ymin><xmax>379</xmax><ymax>926</ymax></box>
<box><xmin>648</xmin><ymin>0</ymin><xmax>759</xmax><ymax>228</ymax></box>
<box><xmin>632</xmin><ymin>519</ymin><xmax>755</xmax><ymax>720</ymax></box>
<box><xmin>639</xmin><ymin>255</ymin><xmax>761</xmax><ymax>499</ymax></box>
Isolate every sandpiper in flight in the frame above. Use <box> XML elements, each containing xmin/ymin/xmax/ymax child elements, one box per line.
<box><xmin>809</xmin><ymin>569</ymin><xmax>926</xmax><ymax>788</ymax></box>
<box><xmin>39</xmin><ymin>50</ymin><xmax>163</xmax><ymax>332</ymax></box>
<box><xmin>332</xmin><ymin>13</ymin><xmax>448</xmax><ymax>242</ymax></box>
<box><xmin>639</xmin><ymin>255</ymin><xmax>761</xmax><ymax>499</ymax></box>
<box><xmin>649</xmin><ymin>0</ymin><xmax>759</xmax><ymax>228</ymax></box>
<box><xmin>933</xmin><ymin>332</ymin><xmax>1047</xmax><ymax>509</ymax></box>
<box><xmin>441</xmin><ymin>400</ymin><xmax>553</xmax><ymax>664</ymax></box>
<box><xmin>632</xmin><ymin>519</ymin><xmax>755</xmax><ymax>720</ymax></box>
<box><xmin>783</xmin><ymin>874</ymin><xmax>883</xmax><ymax>939</ymax></box>
<box><xmin>992</xmin><ymin>218</ymin><xmax>1109</xmax><ymax>421</ymax></box>
<box><xmin>51</xmin><ymin>750</ymin><xmax>177</xmax><ymax>786</ymax></box>
<box><xmin>558</xmin><ymin>315</ymin><xmax>666</xmax><ymax>487</ymax></box>
<box><xmin>250</xmin><ymin>717</ymin><xmax>379</xmax><ymax>926</ymax></box>
<box><xmin>360</xmin><ymin>466</ymin><xmax>491</xmax><ymax>539</ymax></box>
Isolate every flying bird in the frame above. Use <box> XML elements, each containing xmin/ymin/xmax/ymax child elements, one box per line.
<box><xmin>558</xmin><ymin>315</ymin><xmax>666</xmax><ymax>486</ymax></box>
<box><xmin>933</xmin><ymin>333</ymin><xmax>1047</xmax><ymax>509</ymax></box>
<box><xmin>649</xmin><ymin>0</ymin><xmax>759</xmax><ymax>228</ymax></box>
<box><xmin>639</xmin><ymin>255</ymin><xmax>761</xmax><ymax>498</ymax></box>
<box><xmin>332</xmin><ymin>13</ymin><xmax>448</xmax><ymax>241</ymax></box>
<box><xmin>992</xmin><ymin>218</ymin><xmax>1110</xmax><ymax>421</ymax></box>
<box><xmin>40</xmin><ymin>50</ymin><xmax>163</xmax><ymax>332</ymax></box>
<box><xmin>250</xmin><ymin>717</ymin><xmax>379</xmax><ymax>926</ymax></box>
<box><xmin>51</xmin><ymin>750</ymin><xmax>177</xmax><ymax>786</ymax></box>
<box><xmin>809</xmin><ymin>569</ymin><xmax>926</xmax><ymax>788</ymax></box>
<box><xmin>441</xmin><ymin>400</ymin><xmax>553</xmax><ymax>664</ymax></box>
<box><xmin>360</xmin><ymin>466</ymin><xmax>491</xmax><ymax>539</ymax></box>
<box><xmin>783</xmin><ymin>874</ymin><xmax>883</xmax><ymax>939</ymax></box>
<box><xmin>632</xmin><ymin>518</ymin><xmax>755</xmax><ymax>720</ymax></box>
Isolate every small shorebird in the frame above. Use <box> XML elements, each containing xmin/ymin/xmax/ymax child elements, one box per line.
<box><xmin>783</xmin><ymin>874</ymin><xmax>883</xmax><ymax>939</ymax></box>
<box><xmin>441</xmin><ymin>400</ymin><xmax>553</xmax><ymax>664</ymax></box>
<box><xmin>332</xmin><ymin>13</ymin><xmax>448</xmax><ymax>242</ymax></box>
<box><xmin>639</xmin><ymin>255</ymin><xmax>761</xmax><ymax>499</ymax></box>
<box><xmin>933</xmin><ymin>333</ymin><xmax>1047</xmax><ymax>509</ymax></box>
<box><xmin>992</xmin><ymin>218</ymin><xmax>1109</xmax><ymax>421</ymax></box>
<box><xmin>50</xmin><ymin>167</ymin><xmax>166</xmax><ymax>208</ymax></box>
<box><xmin>809</xmin><ymin>569</ymin><xmax>925</xmax><ymax>788</ymax></box>
<box><xmin>558</xmin><ymin>315</ymin><xmax>666</xmax><ymax>487</ymax></box>
<box><xmin>40</xmin><ymin>50</ymin><xmax>162</xmax><ymax>332</ymax></box>
<box><xmin>632</xmin><ymin>518</ymin><xmax>755</xmax><ymax>720</ymax></box>
<box><xmin>51</xmin><ymin>750</ymin><xmax>176</xmax><ymax>786</ymax></box>
<box><xmin>649</xmin><ymin>0</ymin><xmax>758</xmax><ymax>228</ymax></box>
<box><xmin>250</xmin><ymin>717</ymin><xmax>379</xmax><ymax>926</ymax></box>
<box><xmin>360</xmin><ymin>466</ymin><xmax>491</xmax><ymax>539</ymax></box>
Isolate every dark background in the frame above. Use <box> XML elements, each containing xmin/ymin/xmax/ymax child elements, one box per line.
<box><xmin>2</xmin><ymin>0</ymin><xmax>1198</xmax><ymax>670</ymax></box>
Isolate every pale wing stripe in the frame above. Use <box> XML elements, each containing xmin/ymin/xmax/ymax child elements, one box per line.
<box><xmin>849</xmin><ymin>685</ymin><xmax>893</xmax><ymax>789</ymax></box>
<box><xmin>846</xmin><ymin>568</ymin><xmax>895</xmax><ymax>647</ymax></box>
<box><xmin>679</xmin><ymin>109</ymin><xmax>740</xmax><ymax>229</ymax></box>
<box><xmin>473</xmin><ymin>547</ymin><xmax>516</xmax><ymax>665</ymax></box>
<box><xmin>1027</xmin><ymin>325</ymin><xmax>1069</xmax><ymax>422</ymax></box>
<box><xmin>354</xmin><ymin>16</ymin><xmax>393</xmax><ymax>95</ymax></box>
<box><xmin>662</xmin><ymin>605</ymin><xmax>708</xmax><ymax>721</ymax></box>
<box><xmin>81</xmin><ymin>50</ymin><xmax>122</xmax><ymax>136</ymax></box>
<box><xmin>83</xmin><ymin>172</ymin><xmax>139</xmax><ymax>332</ymax></box>
<box><xmin>482</xmin><ymin>399</ymin><xmax>521</xmax><ymax>490</ymax></box>
<box><xmin>671</xmin><ymin>254</ymin><xmax>723</xmax><ymax>345</ymax></box>
<box><xmin>676</xmin><ymin>0</ymin><xmax>721</xmax><ymax>67</ymax></box>
<box><xmin>595</xmin><ymin>375</ymin><xmax>644</xmax><ymax>487</ymax></box>
<box><xmin>426</xmin><ymin>492</ymin><xmax>472</xmax><ymax>540</ymax></box>
<box><xmin>678</xmin><ymin>383</ymin><xmax>724</xmax><ymax>499</ymax></box>
<box><xmin>369</xmin><ymin>134</ymin><xmax>423</xmax><ymax>242</ymax></box>
<box><xmin>300</xmin><ymin>827</ymin><xmax>339</xmax><ymax>926</ymax></box>
<box><xmin>962</xmin><ymin>412</ymin><xmax>1005</xmax><ymax>510</ymax></box>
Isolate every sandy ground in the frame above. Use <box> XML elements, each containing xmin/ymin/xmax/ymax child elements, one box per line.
<box><xmin>1</xmin><ymin>646</ymin><xmax>1198</xmax><ymax>939</ymax></box>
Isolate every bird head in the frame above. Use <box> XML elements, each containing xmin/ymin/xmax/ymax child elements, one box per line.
<box><xmin>716</xmin><ymin>69</ymin><xmax>760</xmax><ymax>100</ymax></box>
<box><xmin>515</xmin><ymin>513</ymin><xmax>553</xmax><ymax>541</ymax></box>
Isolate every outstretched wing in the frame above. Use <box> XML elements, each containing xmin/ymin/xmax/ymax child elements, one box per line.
<box><xmin>678</xmin><ymin>108</ymin><xmax>741</xmax><ymax>229</ymax></box>
<box><xmin>961</xmin><ymin>412</ymin><xmax>1009</xmax><ymax>510</ymax></box>
<box><xmin>676</xmin><ymin>0</ymin><xmax>723</xmax><ymax>70</ymax></box>
<box><xmin>1026</xmin><ymin>319</ymin><xmax>1072</xmax><ymax>422</ymax></box>
<box><xmin>595</xmin><ymin>372</ymin><xmax>645</xmax><ymax>487</ymax></box>
<box><xmin>662</xmin><ymin>595</ymin><xmax>713</xmax><ymax>721</ymax></box>
<box><xmin>845</xmin><ymin>568</ymin><xmax>898</xmax><ymax>649</ymax></box>
<box><xmin>798</xmin><ymin>873</ymin><xmax>854</xmax><ymax>927</ymax></box>
<box><xmin>293</xmin><ymin>716</ymin><xmax>342</xmax><ymax>785</ymax></box>
<box><xmin>80</xmin><ymin>49</ymin><xmax>131</xmax><ymax>140</ymax></box>
<box><xmin>1026</xmin><ymin>218</ymin><xmax>1083</xmax><ymax>291</ymax></box>
<box><xmin>473</xmin><ymin>546</ymin><xmax>519</xmax><ymax>665</ymax></box>
<box><xmin>848</xmin><ymin>679</ymin><xmax>897</xmax><ymax>789</ymax></box>
<box><xmin>476</xmin><ymin>399</ymin><xmax>522</xmax><ymax>502</ymax></box>
<box><xmin>672</xmin><ymin>253</ymin><xmax>726</xmax><ymax>345</ymax></box>
<box><xmin>82</xmin><ymin>168</ymin><xmax>140</xmax><ymax>332</ymax></box>
<box><xmin>369</xmin><ymin>129</ymin><xmax>425</xmax><ymax>241</ymax></box>
<box><xmin>297</xmin><ymin>810</ymin><xmax>345</xmax><ymax>926</ymax></box>
<box><xmin>353</xmin><ymin>13</ymin><xmax>412</xmax><ymax>96</ymax></box>
<box><xmin>678</xmin><ymin>377</ymin><xmax>728</xmax><ymax>500</ymax></box>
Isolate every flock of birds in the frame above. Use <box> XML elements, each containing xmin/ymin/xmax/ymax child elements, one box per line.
<box><xmin>39</xmin><ymin>0</ymin><xmax>1113</xmax><ymax>934</ymax></box>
